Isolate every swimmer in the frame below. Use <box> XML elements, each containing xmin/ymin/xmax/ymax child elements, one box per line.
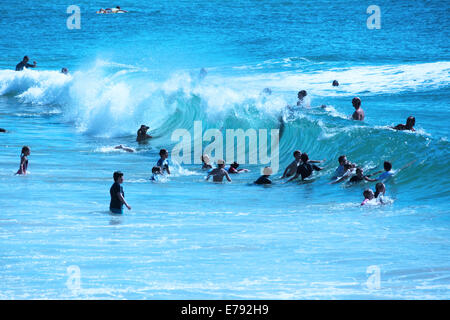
<box><xmin>281</xmin><ymin>150</ymin><xmax>324</xmax><ymax>179</ymax></box>
<box><xmin>288</xmin><ymin>153</ymin><xmax>323</xmax><ymax>182</ymax></box>
<box><xmin>332</xmin><ymin>80</ymin><xmax>339</xmax><ymax>87</ymax></box>
<box><xmin>110</xmin><ymin>171</ymin><xmax>131</xmax><ymax>214</ymax></box>
<box><xmin>351</xmin><ymin>97</ymin><xmax>364</xmax><ymax>121</ymax></box>
<box><xmin>332</xmin><ymin>155</ymin><xmax>352</xmax><ymax>179</ymax></box>
<box><xmin>15</xmin><ymin>56</ymin><xmax>36</xmax><ymax>71</ymax></box>
<box><xmin>150</xmin><ymin>166</ymin><xmax>163</xmax><ymax>181</ymax></box>
<box><xmin>61</xmin><ymin>67</ymin><xmax>68</xmax><ymax>75</ymax></box>
<box><xmin>361</xmin><ymin>189</ymin><xmax>375</xmax><ymax>206</ymax></box>
<box><xmin>228</xmin><ymin>162</ymin><xmax>249</xmax><ymax>174</ymax></box>
<box><xmin>16</xmin><ymin>146</ymin><xmax>30</xmax><ymax>175</ymax></box>
<box><xmin>206</xmin><ymin>159</ymin><xmax>231</xmax><ymax>182</ymax></box>
<box><xmin>111</xmin><ymin>6</ymin><xmax>128</xmax><ymax>13</ymax></box>
<box><xmin>0</xmin><ymin>128</ymin><xmax>6</xmax><ymax>133</ymax></box>
<box><xmin>393</xmin><ymin>116</ymin><xmax>415</xmax><ymax>132</ymax></box>
<box><xmin>372</xmin><ymin>161</ymin><xmax>395</xmax><ymax>181</ymax></box>
<box><xmin>157</xmin><ymin>149</ymin><xmax>170</xmax><ymax>175</ymax></box>
<box><xmin>331</xmin><ymin>163</ymin><xmax>356</xmax><ymax>184</ymax></box>
<box><xmin>347</xmin><ymin>167</ymin><xmax>377</xmax><ymax>184</ymax></box>
<box><xmin>374</xmin><ymin>182</ymin><xmax>386</xmax><ymax>204</ymax></box>
<box><xmin>201</xmin><ymin>154</ymin><xmax>212</xmax><ymax>170</ymax></box>
<box><xmin>254</xmin><ymin>167</ymin><xmax>273</xmax><ymax>185</ymax></box>
<box><xmin>136</xmin><ymin>125</ymin><xmax>152</xmax><ymax>142</ymax></box>
<box><xmin>114</xmin><ymin>145</ymin><xmax>135</xmax><ymax>153</ymax></box>
<box><xmin>296</xmin><ymin>90</ymin><xmax>308</xmax><ymax>106</ymax></box>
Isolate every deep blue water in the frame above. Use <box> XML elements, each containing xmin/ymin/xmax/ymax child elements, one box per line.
<box><xmin>0</xmin><ymin>0</ymin><xmax>449</xmax><ymax>299</ymax></box>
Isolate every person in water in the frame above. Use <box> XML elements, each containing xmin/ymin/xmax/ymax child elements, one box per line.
<box><xmin>288</xmin><ymin>153</ymin><xmax>323</xmax><ymax>182</ymax></box>
<box><xmin>108</xmin><ymin>6</ymin><xmax>127</xmax><ymax>13</ymax></box>
<box><xmin>110</xmin><ymin>171</ymin><xmax>131</xmax><ymax>214</ymax></box>
<box><xmin>254</xmin><ymin>167</ymin><xmax>273</xmax><ymax>185</ymax></box>
<box><xmin>157</xmin><ymin>149</ymin><xmax>170</xmax><ymax>175</ymax></box>
<box><xmin>374</xmin><ymin>161</ymin><xmax>395</xmax><ymax>181</ymax></box>
<box><xmin>351</xmin><ymin>97</ymin><xmax>364</xmax><ymax>121</ymax></box>
<box><xmin>16</xmin><ymin>146</ymin><xmax>30</xmax><ymax>175</ymax></box>
<box><xmin>347</xmin><ymin>167</ymin><xmax>378</xmax><ymax>183</ymax></box>
<box><xmin>15</xmin><ymin>56</ymin><xmax>37</xmax><ymax>71</ymax></box>
<box><xmin>296</xmin><ymin>90</ymin><xmax>308</xmax><ymax>106</ymax></box>
<box><xmin>206</xmin><ymin>159</ymin><xmax>231</xmax><ymax>182</ymax></box>
<box><xmin>361</xmin><ymin>189</ymin><xmax>375</xmax><ymax>206</ymax></box>
<box><xmin>393</xmin><ymin>116</ymin><xmax>415</xmax><ymax>131</ymax></box>
<box><xmin>332</xmin><ymin>80</ymin><xmax>339</xmax><ymax>87</ymax></box>
<box><xmin>281</xmin><ymin>150</ymin><xmax>324</xmax><ymax>179</ymax></box>
<box><xmin>0</xmin><ymin>128</ymin><xmax>6</xmax><ymax>133</ymax></box>
<box><xmin>331</xmin><ymin>163</ymin><xmax>356</xmax><ymax>184</ymax></box>
<box><xmin>332</xmin><ymin>155</ymin><xmax>356</xmax><ymax>179</ymax></box>
<box><xmin>228</xmin><ymin>162</ymin><xmax>249</xmax><ymax>174</ymax></box>
<box><xmin>61</xmin><ymin>67</ymin><xmax>69</xmax><ymax>75</ymax></box>
<box><xmin>136</xmin><ymin>125</ymin><xmax>152</xmax><ymax>142</ymax></box>
<box><xmin>114</xmin><ymin>144</ymin><xmax>135</xmax><ymax>153</ymax></box>
<box><xmin>201</xmin><ymin>154</ymin><xmax>212</xmax><ymax>170</ymax></box>
<box><xmin>374</xmin><ymin>182</ymin><xmax>386</xmax><ymax>203</ymax></box>
<box><xmin>150</xmin><ymin>166</ymin><xmax>163</xmax><ymax>181</ymax></box>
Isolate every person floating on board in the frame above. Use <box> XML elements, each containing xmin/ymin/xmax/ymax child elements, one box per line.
<box><xmin>228</xmin><ymin>162</ymin><xmax>249</xmax><ymax>174</ymax></box>
<box><xmin>15</xmin><ymin>56</ymin><xmax>36</xmax><ymax>71</ymax></box>
<box><xmin>16</xmin><ymin>146</ymin><xmax>30</xmax><ymax>175</ymax></box>
<box><xmin>287</xmin><ymin>153</ymin><xmax>323</xmax><ymax>182</ymax></box>
<box><xmin>361</xmin><ymin>189</ymin><xmax>375</xmax><ymax>206</ymax></box>
<box><xmin>136</xmin><ymin>125</ymin><xmax>152</xmax><ymax>142</ymax></box>
<box><xmin>351</xmin><ymin>97</ymin><xmax>364</xmax><ymax>121</ymax></box>
<box><xmin>254</xmin><ymin>167</ymin><xmax>273</xmax><ymax>185</ymax></box>
<box><xmin>157</xmin><ymin>149</ymin><xmax>171</xmax><ymax>175</ymax></box>
<box><xmin>206</xmin><ymin>159</ymin><xmax>231</xmax><ymax>183</ymax></box>
<box><xmin>392</xmin><ymin>116</ymin><xmax>415</xmax><ymax>132</ymax></box>
<box><xmin>109</xmin><ymin>171</ymin><xmax>131</xmax><ymax>214</ymax></box>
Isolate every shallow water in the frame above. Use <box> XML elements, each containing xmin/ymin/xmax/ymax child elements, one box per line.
<box><xmin>0</xmin><ymin>0</ymin><xmax>449</xmax><ymax>299</ymax></box>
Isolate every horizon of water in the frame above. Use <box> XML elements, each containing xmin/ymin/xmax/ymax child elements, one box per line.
<box><xmin>0</xmin><ymin>0</ymin><xmax>449</xmax><ymax>299</ymax></box>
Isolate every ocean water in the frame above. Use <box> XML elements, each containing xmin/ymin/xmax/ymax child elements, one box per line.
<box><xmin>0</xmin><ymin>0</ymin><xmax>449</xmax><ymax>299</ymax></box>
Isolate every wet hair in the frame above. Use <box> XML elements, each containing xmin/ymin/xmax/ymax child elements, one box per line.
<box><xmin>231</xmin><ymin>162</ymin><xmax>239</xmax><ymax>168</ymax></box>
<box><xmin>300</xmin><ymin>153</ymin><xmax>309</xmax><ymax>163</ymax></box>
<box><xmin>406</xmin><ymin>116</ymin><xmax>415</xmax><ymax>128</ymax></box>
<box><xmin>21</xmin><ymin>146</ymin><xmax>30</xmax><ymax>156</ymax></box>
<box><xmin>298</xmin><ymin>90</ymin><xmax>307</xmax><ymax>98</ymax></box>
<box><xmin>113</xmin><ymin>171</ymin><xmax>123</xmax><ymax>181</ymax></box>
<box><xmin>384</xmin><ymin>161</ymin><xmax>392</xmax><ymax>171</ymax></box>
<box><xmin>338</xmin><ymin>155</ymin><xmax>347</xmax><ymax>164</ymax></box>
<box><xmin>293</xmin><ymin>150</ymin><xmax>301</xmax><ymax>157</ymax></box>
<box><xmin>332</xmin><ymin>80</ymin><xmax>339</xmax><ymax>86</ymax></box>
<box><xmin>375</xmin><ymin>182</ymin><xmax>385</xmax><ymax>198</ymax></box>
<box><xmin>352</xmin><ymin>97</ymin><xmax>361</xmax><ymax>108</ymax></box>
<box><xmin>152</xmin><ymin>166</ymin><xmax>162</xmax><ymax>174</ymax></box>
<box><xmin>356</xmin><ymin>167</ymin><xmax>363</xmax><ymax>174</ymax></box>
<box><xmin>159</xmin><ymin>149</ymin><xmax>168</xmax><ymax>156</ymax></box>
<box><xmin>363</xmin><ymin>189</ymin><xmax>374</xmax><ymax>199</ymax></box>
<box><xmin>23</xmin><ymin>56</ymin><xmax>29</xmax><ymax>61</ymax></box>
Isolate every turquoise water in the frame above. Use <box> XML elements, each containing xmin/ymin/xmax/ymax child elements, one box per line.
<box><xmin>0</xmin><ymin>0</ymin><xmax>449</xmax><ymax>299</ymax></box>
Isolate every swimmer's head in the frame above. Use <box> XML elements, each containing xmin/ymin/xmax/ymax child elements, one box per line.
<box><xmin>338</xmin><ymin>155</ymin><xmax>347</xmax><ymax>165</ymax></box>
<box><xmin>263</xmin><ymin>167</ymin><xmax>273</xmax><ymax>176</ymax></box>
<box><xmin>293</xmin><ymin>150</ymin><xmax>302</xmax><ymax>159</ymax></box>
<box><xmin>356</xmin><ymin>167</ymin><xmax>363</xmax><ymax>176</ymax></box>
<box><xmin>352</xmin><ymin>97</ymin><xmax>361</xmax><ymax>109</ymax></box>
<box><xmin>113</xmin><ymin>171</ymin><xmax>123</xmax><ymax>183</ymax></box>
<box><xmin>300</xmin><ymin>153</ymin><xmax>309</xmax><ymax>163</ymax></box>
<box><xmin>363</xmin><ymin>189</ymin><xmax>374</xmax><ymax>200</ymax></box>
<box><xmin>61</xmin><ymin>67</ymin><xmax>68</xmax><ymax>74</ymax></box>
<box><xmin>262</xmin><ymin>88</ymin><xmax>272</xmax><ymax>95</ymax></box>
<box><xmin>23</xmin><ymin>56</ymin><xmax>29</xmax><ymax>62</ymax></box>
<box><xmin>139</xmin><ymin>124</ymin><xmax>149</xmax><ymax>132</ymax></box>
<box><xmin>21</xmin><ymin>146</ymin><xmax>30</xmax><ymax>156</ymax></box>
<box><xmin>384</xmin><ymin>161</ymin><xmax>392</xmax><ymax>171</ymax></box>
<box><xmin>332</xmin><ymin>80</ymin><xmax>339</xmax><ymax>87</ymax></box>
<box><xmin>231</xmin><ymin>162</ymin><xmax>239</xmax><ymax>169</ymax></box>
<box><xmin>297</xmin><ymin>90</ymin><xmax>307</xmax><ymax>99</ymax></box>
<box><xmin>152</xmin><ymin>166</ymin><xmax>162</xmax><ymax>175</ymax></box>
<box><xmin>159</xmin><ymin>148</ymin><xmax>168</xmax><ymax>158</ymax></box>
<box><xmin>375</xmin><ymin>182</ymin><xmax>385</xmax><ymax>194</ymax></box>
<box><xmin>406</xmin><ymin>116</ymin><xmax>415</xmax><ymax>129</ymax></box>
<box><xmin>217</xmin><ymin>159</ymin><xmax>225</xmax><ymax>167</ymax></box>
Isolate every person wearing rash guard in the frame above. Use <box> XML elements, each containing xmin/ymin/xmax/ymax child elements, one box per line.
<box><xmin>156</xmin><ymin>149</ymin><xmax>170</xmax><ymax>175</ymax></box>
<box><xmin>351</xmin><ymin>97</ymin><xmax>364</xmax><ymax>121</ymax></box>
<box><xmin>206</xmin><ymin>159</ymin><xmax>231</xmax><ymax>182</ymax></box>
<box><xmin>288</xmin><ymin>153</ymin><xmax>323</xmax><ymax>182</ymax></box>
<box><xmin>361</xmin><ymin>189</ymin><xmax>375</xmax><ymax>206</ymax></box>
<box><xmin>348</xmin><ymin>167</ymin><xmax>377</xmax><ymax>184</ymax></box>
<box><xmin>372</xmin><ymin>161</ymin><xmax>395</xmax><ymax>181</ymax></box>
<box><xmin>254</xmin><ymin>167</ymin><xmax>273</xmax><ymax>185</ymax></box>
<box><xmin>393</xmin><ymin>116</ymin><xmax>415</xmax><ymax>132</ymax></box>
<box><xmin>15</xmin><ymin>56</ymin><xmax>37</xmax><ymax>71</ymax></box>
<box><xmin>109</xmin><ymin>171</ymin><xmax>131</xmax><ymax>214</ymax></box>
<box><xmin>228</xmin><ymin>162</ymin><xmax>249</xmax><ymax>174</ymax></box>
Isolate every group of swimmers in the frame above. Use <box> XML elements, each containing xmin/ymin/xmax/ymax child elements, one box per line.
<box><xmin>14</xmin><ymin>55</ymin><xmax>69</xmax><ymax>74</ymax></box>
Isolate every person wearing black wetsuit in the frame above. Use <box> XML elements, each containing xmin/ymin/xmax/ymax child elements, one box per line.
<box><xmin>288</xmin><ymin>153</ymin><xmax>323</xmax><ymax>182</ymax></box>
<box><xmin>254</xmin><ymin>167</ymin><xmax>273</xmax><ymax>185</ymax></box>
<box><xmin>15</xmin><ymin>56</ymin><xmax>36</xmax><ymax>71</ymax></box>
